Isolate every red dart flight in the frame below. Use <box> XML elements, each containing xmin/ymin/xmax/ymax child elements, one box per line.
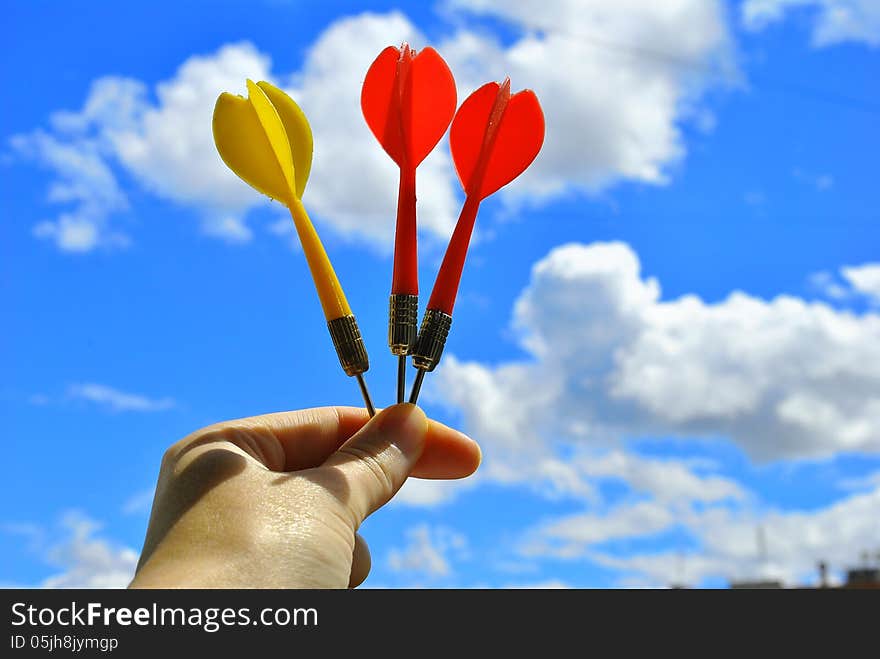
<box><xmin>430</xmin><ymin>78</ymin><xmax>545</xmax><ymax>314</ymax></box>
<box><xmin>409</xmin><ymin>78</ymin><xmax>545</xmax><ymax>404</ymax></box>
<box><xmin>361</xmin><ymin>43</ymin><xmax>457</xmax><ymax>402</ymax></box>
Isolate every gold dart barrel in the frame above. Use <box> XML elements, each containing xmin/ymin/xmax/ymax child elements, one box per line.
<box><xmin>327</xmin><ymin>314</ymin><xmax>370</xmax><ymax>376</ymax></box>
<box><xmin>212</xmin><ymin>80</ymin><xmax>376</xmax><ymax>416</ymax></box>
<box><xmin>327</xmin><ymin>314</ymin><xmax>374</xmax><ymax>416</ymax></box>
<box><xmin>388</xmin><ymin>294</ymin><xmax>419</xmax><ymax>356</ymax></box>
<box><xmin>411</xmin><ymin>308</ymin><xmax>453</xmax><ymax>372</ymax></box>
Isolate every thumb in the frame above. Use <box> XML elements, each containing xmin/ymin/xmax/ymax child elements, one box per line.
<box><xmin>320</xmin><ymin>403</ymin><xmax>428</xmax><ymax>527</ymax></box>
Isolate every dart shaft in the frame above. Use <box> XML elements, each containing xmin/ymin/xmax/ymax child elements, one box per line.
<box><xmin>397</xmin><ymin>355</ymin><xmax>407</xmax><ymax>404</ymax></box>
<box><xmin>289</xmin><ymin>200</ymin><xmax>351</xmax><ymax>320</ymax></box>
<box><xmin>408</xmin><ymin>369</ymin><xmax>425</xmax><ymax>405</ymax></box>
<box><xmin>356</xmin><ymin>374</ymin><xmax>376</xmax><ymax>417</ymax></box>
<box><xmin>426</xmin><ymin>196</ymin><xmax>481</xmax><ymax>314</ymax></box>
<box><xmin>327</xmin><ymin>315</ymin><xmax>374</xmax><ymax>416</ymax></box>
<box><xmin>408</xmin><ymin>309</ymin><xmax>452</xmax><ymax>404</ymax></box>
<box><xmin>391</xmin><ymin>167</ymin><xmax>418</xmax><ymax>295</ymax></box>
<box><xmin>389</xmin><ymin>292</ymin><xmax>418</xmax><ymax>404</ymax></box>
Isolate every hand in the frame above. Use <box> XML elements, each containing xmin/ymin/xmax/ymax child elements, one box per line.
<box><xmin>128</xmin><ymin>404</ymin><xmax>480</xmax><ymax>589</ymax></box>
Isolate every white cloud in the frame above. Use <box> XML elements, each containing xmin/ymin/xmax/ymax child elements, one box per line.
<box><xmin>16</xmin><ymin>5</ymin><xmax>738</xmax><ymax>251</ymax></box>
<box><xmin>111</xmin><ymin>45</ymin><xmax>270</xmax><ymax>220</ymax></box>
<box><xmin>393</xmin><ymin>477</ymin><xmax>472</xmax><ymax>507</ymax></box>
<box><xmin>809</xmin><ymin>263</ymin><xmax>880</xmax><ymax>305</ymax></box>
<box><xmin>289</xmin><ymin>13</ymin><xmax>459</xmax><ymax>247</ymax></box>
<box><xmin>438</xmin><ymin>241</ymin><xmax>880</xmax><ymax>463</ymax></box>
<box><xmin>430</xmin><ymin>240</ymin><xmax>880</xmax><ymax>586</ymax></box>
<box><xmin>515</xmin><ymin>476</ymin><xmax>880</xmax><ymax>587</ymax></box>
<box><xmin>808</xmin><ymin>270</ymin><xmax>849</xmax><ymax>300</ymax></box>
<box><xmin>2</xmin><ymin>512</ymin><xmax>138</xmax><ymax>589</ymax></box>
<box><xmin>842</xmin><ymin>263</ymin><xmax>880</xmax><ymax>305</ymax></box>
<box><xmin>47</xmin><ymin>44</ymin><xmax>273</xmax><ymax>244</ymax></box>
<box><xmin>837</xmin><ymin>470</ymin><xmax>880</xmax><ymax>492</ymax></box>
<box><xmin>591</xmin><ymin>484</ymin><xmax>880</xmax><ymax>587</ymax></box>
<box><xmin>742</xmin><ymin>0</ymin><xmax>880</xmax><ymax>47</ymax></box>
<box><xmin>11</xmin><ymin>126</ymin><xmax>131</xmax><ymax>252</ymax></box>
<box><xmin>503</xmin><ymin>579</ymin><xmax>571</xmax><ymax>589</ymax></box>
<box><xmin>67</xmin><ymin>383</ymin><xmax>175</xmax><ymax>412</ymax></box>
<box><xmin>387</xmin><ymin>524</ymin><xmax>468</xmax><ymax>578</ymax></box>
<box><xmin>574</xmin><ymin>451</ymin><xmax>747</xmax><ymax>504</ymax></box>
<box><xmin>41</xmin><ymin>512</ymin><xmax>139</xmax><ymax>589</ymax></box>
<box><xmin>12</xmin><ymin>26</ymin><xmax>459</xmax><ymax>251</ymax></box>
<box><xmin>444</xmin><ymin>0</ymin><xmax>737</xmax><ymax>198</ymax></box>
<box><xmin>521</xmin><ymin>501</ymin><xmax>676</xmax><ymax>559</ymax></box>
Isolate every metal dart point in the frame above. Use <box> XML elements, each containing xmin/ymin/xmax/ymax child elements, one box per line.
<box><xmin>408</xmin><ymin>369</ymin><xmax>425</xmax><ymax>405</ymax></box>
<box><xmin>408</xmin><ymin>308</ymin><xmax>453</xmax><ymax>405</ymax></box>
<box><xmin>327</xmin><ymin>314</ymin><xmax>376</xmax><ymax>417</ymax></box>
<box><xmin>355</xmin><ymin>373</ymin><xmax>376</xmax><ymax>417</ymax></box>
<box><xmin>397</xmin><ymin>356</ymin><xmax>407</xmax><ymax>404</ymax></box>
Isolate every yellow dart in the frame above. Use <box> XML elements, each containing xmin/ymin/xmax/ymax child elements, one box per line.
<box><xmin>213</xmin><ymin>79</ymin><xmax>375</xmax><ymax>415</ymax></box>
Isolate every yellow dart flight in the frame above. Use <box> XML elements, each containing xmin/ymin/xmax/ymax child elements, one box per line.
<box><xmin>213</xmin><ymin>80</ymin><xmax>374</xmax><ymax>414</ymax></box>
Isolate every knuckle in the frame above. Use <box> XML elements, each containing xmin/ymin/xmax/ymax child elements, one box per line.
<box><xmin>162</xmin><ymin>422</ymin><xmax>285</xmax><ymax>472</ymax></box>
<box><xmin>180</xmin><ymin>444</ymin><xmax>248</xmax><ymax>480</ymax></box>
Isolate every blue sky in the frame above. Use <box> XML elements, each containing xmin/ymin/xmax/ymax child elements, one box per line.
<box><xmin>2</xmin><ymin>0</ymin><xmax>879</xmax><ymax>588</ymax></box>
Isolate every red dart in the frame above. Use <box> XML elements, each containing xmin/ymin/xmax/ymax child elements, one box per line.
<box><xmin>409</xmin><ymin>78</ymin><xmax>545</xmax><ymax>403</ymax></box>
<box><xmin>361</xmin><ymin>43</ymin><xmax>457</xmax><ymax>402</ymax></box>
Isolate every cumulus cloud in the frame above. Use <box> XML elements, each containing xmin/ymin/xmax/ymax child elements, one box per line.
<box><xmin>841</xmin><ymin>263</ymin><xmax>880</xmax><ymax>305</ymax></box>
<box><xmin>574</xmin><ymin>451</ymin><xmax>747</xmax><ymax>504</ymax></box>
<box><xmin>41</xmin><ymin>513</ymin><xmax>139</xmax><ymax>589</ymax></box>
<box><xmin>387</xmin><ymin>524</ymin><xmax>468</xmax><ymax>578</ymax></box>
<box><xmin>2</xmin><ymin>512</ymin><xmax>138</xmax><ymax>589</ymax></box>
<box><xmin>516</xmin><ymin>467</ymin><xmax>880</xmax><ymax>587</ymax></box>
<box><xmin>521</xmin><ymin>501</ymin><xmax>676</xmax><ymax>559</ymax></box>
<box><xmin>393</xmin><ymin>477</ymin><xmax>474</xmax><ymax>507</ymax></box>
<box><xmin>11</xmin><ymin>125</ymin><xmax>131</xmax><ymax>252</ymax></box>
<box><xmin>290</xmin><ymin>13</ymin><xmax>459</xmax><ymax>246</ymax></box>
<box><xmin>430</xmin><ymin>240</ymin><xmax>880</xmax><ymax>586</ymax></box>
<box><xmin>808</xmin><ymin>269</ymin><xmax>850</xmax><ymax>300</ymax></box>
<box><xmin>742</xmin><ymin>0</ymin><xmax>880</xmax><ymax>47</ymax></box>
<box><xmin>588</xmin><ymin>484</ymin><xmax>880</xmax><ymax>587</ymax></box>
<box><xmin>10</xmin><ymin>20</ymin><xmax>458</xmax><ymax>251</ymax></box>
<box><xmin>439</xmin><ymin>241</ymin><xmax>880</xmax><ymax>463</ymax></box>
<box><xmin>15</xmin><ymin>4</ymin><xmax>737</xmax><ymax>251</ymax></box>
<box><xmin>444</xmin><ymin>0</ymin><xmax>737</xmax><ymax>198</ymax></box>
<box><xmin>110</xmin><ymin>44</ymin><xmax>273</xmax><ymax>242</ymax></box>
<box><xmin>809</xmin><ymin>263</ymin><xmax>880</xmax><ymax>305</ymax></box>
<box><xmin>67</xmin><ymin>383</ymin><xmax>175</xmax><ymax>412</ymax></box>
<box><xmin>504</xmin><ymin>579</ymin><xmax>571</xmax><ymax>589</ymax></box>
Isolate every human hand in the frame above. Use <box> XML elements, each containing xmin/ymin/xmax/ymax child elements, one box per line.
<box><xmin>128</xmin><ymin>404</ymin><xmax>480</xmax><ymax>589</ymax></box>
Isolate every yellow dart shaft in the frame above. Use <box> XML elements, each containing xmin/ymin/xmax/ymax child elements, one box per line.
<box><xmin>288</xmin><ymin>198</ymin><xmax>351</xmax><ymax>320</ymax></box>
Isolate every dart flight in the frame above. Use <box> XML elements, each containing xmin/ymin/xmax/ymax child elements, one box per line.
<box><xmin>409</xmin><ymin>79</ymin><xmax>545</xmax><ymax>404</ymax></box>
<box><xmin>362</xmin><ymin>43</ymin><xmax>457</xmax><ymax>402</ymax></box>
<box><xmin>213</xmin><ymin>79</ymin><xmax>375</xmax><ymax>415</ymax></box>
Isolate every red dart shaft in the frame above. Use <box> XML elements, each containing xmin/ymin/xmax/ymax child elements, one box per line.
<box><xmin>410</xmin><ymin>79</ymin><xmax>544</xmax><ymax>405</ymax></box>
<box><xmin>426</xmin><ymin>194</ymin><xmax>480</xmax><ymax>314</ymax></box>
<box><xmin>426</xmin><ymin>80</ymin><xmax>511</xmax><ymax>315</ymax></box>
<box><xmin>391</xmin><ymin>166</ymin><xmax>418</xmax><ymax>295</ymax></box>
